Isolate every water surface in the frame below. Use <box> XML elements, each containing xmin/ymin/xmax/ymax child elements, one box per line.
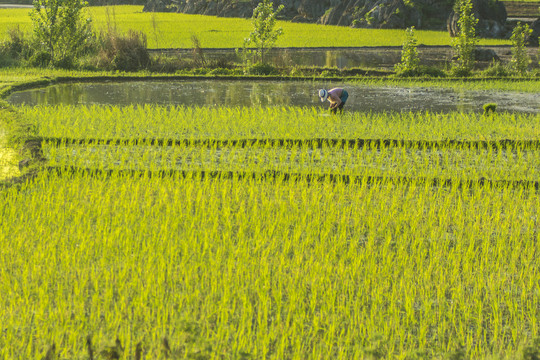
<box><xmin>7</xmin><ymin>80</ymin><xmax>540</xmax><ymax>113</ymax></box>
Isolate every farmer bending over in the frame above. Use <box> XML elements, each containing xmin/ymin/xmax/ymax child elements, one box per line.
<box><xmin>319</xmin><ymin>88</ymin><xmax>349</xmax><ymax>114</ymax></box>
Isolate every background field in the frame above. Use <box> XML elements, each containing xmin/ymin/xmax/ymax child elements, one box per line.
<box><xmin>0</xmin><ymin>5</ymin><xmax>511</xmax><ymax>48</ymax></box>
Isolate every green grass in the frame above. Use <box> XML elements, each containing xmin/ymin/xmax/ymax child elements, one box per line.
<box><xmin>22</xmin><ymin>104</ymin><xmax>540</xmax><ymax>182</ymax></box>
<box><xmin>502</xmin><ymin>0</ymin><xmax>540</xmax><ymax>3</ymax></box>
<box><xmin>2</xmin><ymin>168</ymin><xmax>540</xmax><ymax>359</ymax></box>
<box><xmin>21</xmin><ymin>105</ymin><xmax>540</xmax><ymax>141</ymax></box>
<box><xmin>0</xmin><ymin>5</ymin><xmax>511</xmax><ymax>48</ymax></box>
<box><xmin>356</xmin><ymin>78</ymin><xmax>540</xmax><ymax>93</ymax></box>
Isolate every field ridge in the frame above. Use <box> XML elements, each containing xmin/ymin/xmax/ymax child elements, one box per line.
<box><xmin>44</xmin><ymin>165</ymin><xmax>540</xmax><ymax>189</ymax></box>
<box><xmin>39</xmin><ymin>136</ymin><xmax>540</xmax><ymax>150</ymax></box>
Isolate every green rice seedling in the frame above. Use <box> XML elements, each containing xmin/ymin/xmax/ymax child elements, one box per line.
<box><xmin>19</xmin><ymin>105</ymin><xmax>540</xmax><ymax>141</ymax></box>
<box><xmin>2</xmin><ymin>171</ymin><xmax>540</xmax><ymax>358</ymax></box>
<box><xmin>483</xmin><ymin>102</ymin><xmax>497</xmax><ymax>115</ymax></box>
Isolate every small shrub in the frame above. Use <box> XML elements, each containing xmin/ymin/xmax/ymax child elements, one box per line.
<box><xmin>3</xmin><ymin>26</ymin><xmax>30</xmax><ymax>59</ymax></box>
<box><xmin>481</xmin><ymin>60</ymin><xmax>510</xmax><ymax>77</ymax></box>
<box><xmin>243</xmin><ymin>0</ymin><xmax>284</xmax><ymax>65</ymax></box>
<box><xmin>451</xmin><ymin>0</ymin><xmax>478</xmax><ymax>76</ymax></box>
<box><xmin>483</xmin><ymin>102</ymin><xmax>497</xmax><ymax>115</ymax></box>
<box><xmin>30</xmin><ymin>0</ymin><xmax>93</xmax><ymax>67</ymax></box>
<box><xmin>510</xmin><ymin>22</ymin><xmax>532</xmax><ymax>76</ymax></box>
<box><xmin>449</xmin><ymin>65</ymin><xmax>472</xmax><ymax>77</ymax></box>
<box><xmin>249</xmin><ymin>62</ymin><xmax>278</xmax><ymax>75</ymax></box>
<box><xmin>395</xmin><ymin>26</ymin><xmax>420</xmax><ymax>76</ymax></box>
<box><xmin>27</xmin><ymin>50</ymin><xmax>52</xmax><ymax>67</ymax></box>
<box><xmin>396</xmin><ymin>65</ymin><xmax>446</xmax><ymax>78</ymax></box>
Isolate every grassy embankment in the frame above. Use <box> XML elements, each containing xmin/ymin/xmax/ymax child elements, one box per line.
<box><xmin>0</xmin><ymin>5</ymin><xmax>512</xmax><ymax>48</ymax></box>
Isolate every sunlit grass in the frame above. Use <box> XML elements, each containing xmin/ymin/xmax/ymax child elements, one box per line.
<box><xmin>0</xmin><ymin>133</ymin><xmax>20</xmax><ymax>180</ymax></box>
<box><xmin>1</xmin><ymin>64</ymin><xmax>539</xmax><ymax>359</ymax></box>
<box><xmin>21</xmin><ymin>105</ymin><xmax>540</xmax><ymax>141</ymax></box>
<box><xmin>1</xmin><ymin>170</ymin><xmax>539</xmax><ymax>359</ymax></box>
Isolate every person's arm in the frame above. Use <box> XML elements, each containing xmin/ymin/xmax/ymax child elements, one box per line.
<box><xmin>328</xmin><ymin>94</ymin><xmax>342</xmax><ymax>108</ymax></box>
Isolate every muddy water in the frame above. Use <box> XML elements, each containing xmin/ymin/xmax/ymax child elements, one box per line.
<box><xmin>7</xmin><ymin>80</ymin><xmax>540</xmax><ymax>113</ymax></box>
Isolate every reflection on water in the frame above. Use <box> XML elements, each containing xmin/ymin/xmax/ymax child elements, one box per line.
<box><xmin>7</xmin><ymin>80</ymin><xmax>540</xmax><ymax>113</ymax></box>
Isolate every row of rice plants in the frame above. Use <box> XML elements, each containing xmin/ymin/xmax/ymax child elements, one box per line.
<box><xmin>360</xmin><ymin>79</ymin><xmax>540</xmax><ymax>93</ymax></box>
<box><xmin>21</xmin><ymin>105</ymin><xmax>540</xmax><ymax>141</ymax></box>
<box><xmin>43</xmin><ymin>140</ymin><xmax>540</xmax><ymax>181</ymax></box>
<box><xmin>0</xmin><ymin>6</ymin><xmax>511</xmax><ymax>48</ymax></box>
<box><xmin>1</xmin><ymin>170</ymin><xmax>539</xmax><ymax>359</ymax></box>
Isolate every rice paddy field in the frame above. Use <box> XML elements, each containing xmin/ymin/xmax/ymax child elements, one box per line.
<box><xmin>2</xmin><ymin>87</ymin><xmax>540</xmax><ymax>359</ymax></box>
<box><xmin>0</xmin><ymin>5</ymin><xmax>512</xmax><ymax>48</ymax></box>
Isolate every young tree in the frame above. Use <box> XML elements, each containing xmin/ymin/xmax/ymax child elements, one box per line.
<box><xmin>451</xmin><ymin>0</ymin><xmax>478</xmax><ymax>76</ymax></box>
<box><xmin>30</xmin><ymin>0</ymin><xmax>93</xmax><ymax>66</ymax></box>
<box><xmin>244</xmin><ymin>0</ymin><xmax>284</xmax><ymax>65</ymax></box>
<box><xmin>510</xmin><ymin>22</ymin><xmax>532</xmax><ymax>76</ymax></box>
<box><xmin>395</xmin><ymin>26</ymin><xmax>420</xmax><ymax>76</ymax></box>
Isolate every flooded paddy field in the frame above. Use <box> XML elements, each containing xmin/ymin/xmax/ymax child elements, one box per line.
<box><xmin>3</xmin><ymin>75</ymin><xmax>540</xmax><ymax>359</ymax></box>
<box><xmin>7</xmin><ymin>79</ymin><xmax>540</xmax><ymax>113</ymax></box>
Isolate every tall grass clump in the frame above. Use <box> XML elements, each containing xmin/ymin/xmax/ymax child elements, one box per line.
<box><xmin>510</xmin><ymin>22</ymin><xmax>532</xmax><ymax>76</ymax></box>
<box><xmin>95</xmin><ymin>29</ymin><xmax>150</xmax><ymax>71</ymax></box>
<box><xmin>0</xmin><ymin>26</ymin><xmax>30</xmax><ymax>67</ymax></box>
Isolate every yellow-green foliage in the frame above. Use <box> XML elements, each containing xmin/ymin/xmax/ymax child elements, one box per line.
<box><xmin>22</xmin><ymin>104</ymin><xmax>540</xmax><ymax>141</ymax></box>
<box><xmin>0</xmin><ymin>5</ymin><xmax>511</xmax><ymax>48</ymax></box>
<box><xmin>1</xmin><ymin>75</ymin><xmax>539</xmax><ymax>359</ymax></box>
<box><xmin>2</xmin><ymin>168</ymin><xmax>540</xmax><ymax>359</ymax></box>
<box><xmin>21</xmin><ymin>103</ymin><xmax>540</xmax><ymax>180</ymax></box>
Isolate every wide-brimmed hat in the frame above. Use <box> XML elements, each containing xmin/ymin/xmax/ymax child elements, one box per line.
<box><xmin>319</xmin><ymin>89</ymin><xmax>328</xmax><ymax>102</ymax></box>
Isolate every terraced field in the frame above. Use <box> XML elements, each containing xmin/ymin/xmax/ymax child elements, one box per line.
<box><xmin>2</xmin><ymin>99</ymin><xmax>540</xmax><ymax>359</ymax></box>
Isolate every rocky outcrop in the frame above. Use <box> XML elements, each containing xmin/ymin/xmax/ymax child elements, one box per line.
<box><xmin>144</xmin><ymin>0</ymin><xmax>510</xmax><ymax>37</ymax></box>
<box><xmin>447</xmin><ymin>0</ymin><xmax>507</xmax><ymax>38</ymax></box>
<box><xmin>342</xmin><ymin>0</ymin><xmax>425</xmax><ymax>29</ymax></box>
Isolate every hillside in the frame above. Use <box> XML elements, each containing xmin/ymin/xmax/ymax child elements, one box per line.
<box><xmin>143</xmin><ymin>0</ymin><xmax>514</xmax><ymax>38</ymax></box>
